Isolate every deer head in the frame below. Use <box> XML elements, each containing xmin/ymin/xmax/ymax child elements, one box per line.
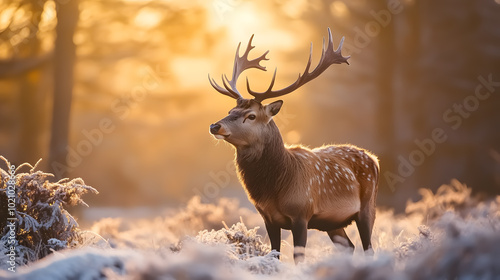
<box><xmin>209</xmin><ymin>28</ymin><xmax>350</xmax><ymax>148</ymax></box>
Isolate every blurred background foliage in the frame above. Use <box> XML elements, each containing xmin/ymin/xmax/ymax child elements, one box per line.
<box><xmin>0</xmin><ymin>0</ymin><xmax>499</xmax><ymax>214</ymax></box>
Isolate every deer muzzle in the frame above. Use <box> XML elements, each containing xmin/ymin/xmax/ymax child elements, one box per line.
<box><xmin>210</xmin><ymin>123</ymin><xmax>230</xmax><ymax>139</ymax></box>
<box><xmin>210</xmin><ymin>123</ymin><xmax>221</xmax><ymax>134</ymax></box>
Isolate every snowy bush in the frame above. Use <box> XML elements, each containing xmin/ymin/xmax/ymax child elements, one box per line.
<box><xmin>0</xmin><ymin>156</ymin><xmax>98</xmax><ymax>267</ymax></box>
<box><xmin>405</xmin><ymin>179</ymin><xmax>478</xmax><ymax>220</ymax></box>
<box><xmin>194</xmin><ymin>219</ymin><xmax>270</xmax><ymax>259</ymax></box>
<box><xmin>89</xmin><ymin>196</ymin><xmax>262</xmax><ymax>250</ymax></box>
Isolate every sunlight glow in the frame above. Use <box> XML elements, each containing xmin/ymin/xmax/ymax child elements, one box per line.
<box><xmin>280</xmin><ymin>0</ymin><xmax>308</xmax><ymax>19</ymax></box>
<box><xmin>218</xmin><ymin>3</ymin><xmax>298</xmax><ymax>53</ymax></box>
<box><xmin>39</xmin><ymin>1</ymin><xmax>56</xmax><ymax>33</ymax></box>
<box><xmin>224</xmin><ymin>3</ymin><xmax>269</xmax><ymax>42</ymax></box>
<box><xmin>286</xmin><ymin>130</ymin><xmax>302</xmax><ymax>144</ymax></box>
<box><xmin>134</xmin><ymin>7</ymin><xmax>163</xmax><ymax>29</ymax></box>
<box><xmin>171</xmin><ymin>56</ymin><xmax>212</xmax><ymax>91</ymax></box>
<box><xmin>330</xmin><ymin>1</ymin><xmax>349</xmax><ymax>18</ymax></box>
<box><xmin>0</xmin><ymin>5</ymin><xmax>17</xmax><ymax>32</ymax></box>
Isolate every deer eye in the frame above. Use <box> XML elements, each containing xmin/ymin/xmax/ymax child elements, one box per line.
<box><xmin>247</xmin><ymin>114</ymin><xmax>256</xmax><ymax>120</ymax></box>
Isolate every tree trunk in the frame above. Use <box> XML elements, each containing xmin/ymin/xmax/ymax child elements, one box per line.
<box><xmin>48</xmin><ymin>0</ymin><xmax>79</xmax><ymax>179</ymax></box>
<box><xmin>374</xmin><ymin>0</ymin><xmax>397</xmax><ymax>193</ymax></box>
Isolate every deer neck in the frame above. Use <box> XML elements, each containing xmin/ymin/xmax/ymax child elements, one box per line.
<box><xmin>235</xmin><ymin>120</ymin><xmax>292</xmax><ymax>203</ymax></box>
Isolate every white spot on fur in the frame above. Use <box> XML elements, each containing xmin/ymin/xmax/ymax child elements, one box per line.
<box><xmin>365</xmin><ymin>164</ymin><xmax>369</xmax><ymax>168</ymax></box>
<box><xmin>325</xmin><ymin>165</ymin><xmax>330</xmax><ymax>170</ymax></box>
<box><xmin>329</xmin><ymin>179</ymin><xmax>333</xmax><ymax>184</ymax></box>
<box><xmin>315</xmin><ymin>163</ymin><xmax>320</xmax><ymax>171</ymax></box>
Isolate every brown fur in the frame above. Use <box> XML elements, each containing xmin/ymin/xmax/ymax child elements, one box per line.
<box><xmin>210</xmin><ymin>99</ymin><xmax>379</xmax><ymax>262</ymax></box>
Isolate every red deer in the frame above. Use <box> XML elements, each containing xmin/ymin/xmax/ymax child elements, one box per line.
<box><xmin>208</xmin><ymin>28</ymin><xmax>379</xmax><ymax>263</ymax></box>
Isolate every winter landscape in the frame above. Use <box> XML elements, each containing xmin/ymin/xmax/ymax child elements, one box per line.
<box><xmin>1</xmin><ymin>157</ymin><xmax>500</xmax><ymax>279</ymax></box>
<box><xmin>1</xmin><ymin>0</ymin><xmax>500</xmax><ymax>279</ymax></box>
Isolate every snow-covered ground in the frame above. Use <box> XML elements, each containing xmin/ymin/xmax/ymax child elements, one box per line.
<box><xmin>2</xmin><ymin>180</ymin><xmax>500</xmax><ymax>279</ymax></box>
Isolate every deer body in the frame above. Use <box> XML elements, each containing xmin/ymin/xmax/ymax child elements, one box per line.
<box><xmin>240</xmin><ymin>143</ymin><xmax>377</xmax><ymax>233</ymax></box>
<box><xmin>209</xmin><ymin>29</ymin><xmax>379</xmax><ymax>263</ymax></box>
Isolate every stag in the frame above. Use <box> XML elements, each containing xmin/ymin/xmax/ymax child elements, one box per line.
<box><xmin>208</xmin><ymin>28</ymin><xmax>379</xmax><ymax>263</ymax></box>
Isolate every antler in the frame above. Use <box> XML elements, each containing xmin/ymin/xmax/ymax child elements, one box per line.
<box><xmin>209</xmin><ymin>28</ymin><xmax>350</xmax><ymax>102</ymax></box>
<box><xmin>208</xmin><ymin>35</ymin><xmax>269</xmax><ymax>100</ymax></box>
<box><xmin>248</xmin><ymin>28</ymin><xmax>350</xmax><ymax>102</ymax></box>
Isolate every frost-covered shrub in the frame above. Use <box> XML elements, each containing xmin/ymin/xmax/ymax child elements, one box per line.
<box><xmin>405</xmin><ymin>214</ymin><xmax>500</xmax><ymax>280</ymax></box>
<box><xmin>394</xmin><ymin>225</ymin><xmax>433</xmax><ymax>260</ymax></box>
<box><xmin>166</xmin><ymin>196</ymin><xmax>262</xmax><ymax>236</ymax></box>
<box><xmin>195</xmin><ymin>220</ymin><xmax>271</xmax><ymax>260</ymax></box>
<box><xmin>405</xmin><ymin>179</ymin><xmax>477</xmax><ymax>220</ymax></box>
<box><xmin>90</xmin><ymin>196</ymin><xmax>263</xmax><ymax>250</ymax></box>
<box><xmin>194</xmin><ymin>220</ymin><xmax>281</xmax><ymax>275</ymax></box>
<box><xmin>0</xmin><ymin>156</ymin><xmax>98</xmax><ymax>266</ymax></box>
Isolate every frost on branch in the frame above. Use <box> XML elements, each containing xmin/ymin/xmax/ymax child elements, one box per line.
<box><xmin>405</xmin><ymin>179</ymin><xmax>477</xmax><ymax>220</ymax></box>
<box><xmin>195</xmin><ymin>219</ymin><xmax>271</xmax><ymax>260</ymax></box>
<box><xmin>0</xmin><ymin>156</ymin><xmax>98</xmax><ymax>267</ymax></box>
<box><xmin>192</xmin><ymin>220</ymin><xmax>280</xmax><ymax>275</ymax></box>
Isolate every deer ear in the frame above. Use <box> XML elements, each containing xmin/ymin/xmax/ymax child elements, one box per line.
<box><xmin>265</xmin><ymin>100</ymin><xmax>283</xmax><ymax>117</ymax></box>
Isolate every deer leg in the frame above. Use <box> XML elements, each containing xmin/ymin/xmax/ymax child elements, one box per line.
<box><xmin>355</xmin><ymin>206</ymin><xmax>375</xmax><ymax>252</ymax></box>
<box><xmin>327</xmin><ymin>228</ymin><xmax>354</xmax><ymax>252</ymax></box>
<box><xmin>291</xmin><ymin>219</ymin><xmax>308</xmax><ymax>264</ymax></box>
<box><xmin>265</xmin><ymin>221</ymin><xmax>281</xmax><ymax>259</ymax></box>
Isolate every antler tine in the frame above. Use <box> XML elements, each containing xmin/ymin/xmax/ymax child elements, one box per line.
<box><xmin>208</xmin><ymin>35</ymin><xmax>270</xmax><ymax>100</ymax></box>
<box><xmin>248</xmin><ymin>28</ymin><xmax>350</xmax><ymax>103</ymax></box>
<box><xmin>208</xmin><ymin>74</ymin><xmax>241</xmax><ymax>99</ymax></box>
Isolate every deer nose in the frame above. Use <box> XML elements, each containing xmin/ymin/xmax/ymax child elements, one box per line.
<box><xmin>210</xmin><ymin>123</ymin><xmax>221</xmax><ymax>134</ymax></box>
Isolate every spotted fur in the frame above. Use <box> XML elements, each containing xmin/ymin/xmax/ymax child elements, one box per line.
<box><xmin>210</xmin><ymin>99</ymin><xmax>379</xmax><ymax>263</ymax></box>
